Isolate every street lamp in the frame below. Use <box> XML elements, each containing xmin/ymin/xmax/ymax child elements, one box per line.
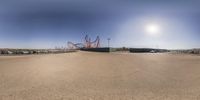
<box><xmin>107</xmin><ymin>38</ymin><xmax>111</xmax><ymax>47</ymax></box>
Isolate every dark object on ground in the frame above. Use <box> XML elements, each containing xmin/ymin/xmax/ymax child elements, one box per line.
<box><xmin>0</xmin><ymin>48</ymin><xmax>76</xmax><ymax>55</ymax></box>
<box><xmin>129</xmin><ymin>48</ymin><xmax>169</xmax><ymax>53</ymax></box>
<box><xmin>80</xmin><ymin>48</ymin><xmax>116</xmax><ymax>52</ymax></box>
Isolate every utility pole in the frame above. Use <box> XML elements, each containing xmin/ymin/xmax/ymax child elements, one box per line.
<box><xmin>107</xmin><ymin>38</ymin><xmax>111</xmax><ymax>47</ymax></box>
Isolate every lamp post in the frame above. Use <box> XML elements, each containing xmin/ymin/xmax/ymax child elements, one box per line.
<box><xmin>107</xmin><ymin>38</ymin><xmax>110</xmax><ymax>47</ymax></box>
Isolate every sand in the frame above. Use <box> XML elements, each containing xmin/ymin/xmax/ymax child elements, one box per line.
<box><xmin>0</xmin><ymin>51</ymin><xmax>200</xmax><ymax>100</ymax></box>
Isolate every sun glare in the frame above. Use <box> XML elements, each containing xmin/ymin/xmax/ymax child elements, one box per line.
<box><xmin>145</xmin><ymin>24</ymin><xmax>160</xmax><ymax>35</ymax></box>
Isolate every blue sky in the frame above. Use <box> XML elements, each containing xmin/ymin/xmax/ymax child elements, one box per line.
<box><xmin>0</xmin><ymin>0</ymin><xmax>200</xmax><ymax>49</ymax></box>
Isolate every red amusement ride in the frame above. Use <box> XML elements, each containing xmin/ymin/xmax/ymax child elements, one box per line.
<box><xmin>68</xmin><ymin>35</ymin><xmax>100</xmax><ymax>49</ymax></box>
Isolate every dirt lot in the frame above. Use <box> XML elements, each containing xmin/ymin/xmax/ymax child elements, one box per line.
<box><xmin>0</xmin><ymin>51</ymin><xmax>200</xmax><ymax>100</ymax></box>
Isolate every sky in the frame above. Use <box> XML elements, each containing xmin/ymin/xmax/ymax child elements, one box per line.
<box><xmin>0</xmin><ymin>0</ymin><xmax>200</xmax><ymax>49</ymax></box>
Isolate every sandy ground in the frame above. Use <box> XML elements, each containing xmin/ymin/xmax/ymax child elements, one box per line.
<box><xmin>0</xmin><ymin>51</ymin><xmax>200</xmax><ymax>100</ymax></box>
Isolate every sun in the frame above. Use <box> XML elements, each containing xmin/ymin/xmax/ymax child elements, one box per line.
<box><xmin>145</xmin><ymin>24</ymin><xmax>160</xmax><ymax>35</ymax></box>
